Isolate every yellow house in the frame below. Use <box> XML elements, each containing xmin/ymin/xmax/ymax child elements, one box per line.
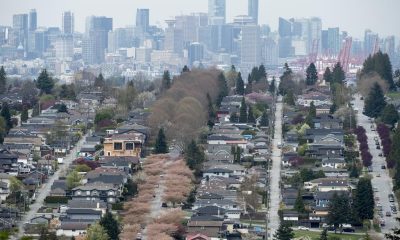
<box><xmin>103</xmin><ymin>133</ymin><xmax>145</xmax><ymax>157</ymax></box>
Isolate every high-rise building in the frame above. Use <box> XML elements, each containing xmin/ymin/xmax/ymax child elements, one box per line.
<box><xmin>208</xmin><ymin>0</ymin><xmax>226</xmax><ymax>25</ymax></box>
<box><xmin>62</xmin><ymin>11</ymin><xmax>74</xmax><ymax>35</ymax></box>
<box><xmin>242</xmin><ymin>25</ymin><xmax>261</xmax><ymax>69</ymax></box>
<box><xmin>164</xmin><ymin>19</ymin><xmax>183</xmax><ymax>55</ymax></box>
<box><xmin>108</xmin><ymin>28</ymin><xmax>129</xmax><ymax>53</ymax></box>
<box><xmin>188</xmin><ymin>42</ymin><xmax>204</xmax><ymax>66</ymax></box>
<box><xmin>308</xmin><ymin>17</ymin><xmax>322</xmax><ymax>55</ymax></box>
<box><xmin>327</xmin><ymin>27</ymin><xmax>340</xmax><ymax>55</ymax></box>
<box><xmin>29</xmin><ymin>9</ymin><xmax>37</xmax><ymax>31</ymax></box>
<box><xmin>12</xmin><ymin>14</ymin><xmax>28</xmax><ymax>48</ymax></box>
<box><xmin>136</xmin><ymin>9</ymin><xmax>149</xmax><ymax>33</ymax></box>
<box><xmin>278</xmin><ymin>17</ymin><xmax>292</xmax><ymax>58</ymax></box>
<box><xmin>82</xmin><ymin>16</ymin><xmax>113</xmax><ymax>64</ymax></box>
<box><xmin>384</xmin><ymin>36</ymin><xmax>395</xmax><ymax>59</ymax></box>
<box><xmin>248</xmin><ymin>0</ymin><xmax>259</xmax><ymax>25</ymax></box>
<box><xmin>56</xmin><ymin>34</ymin><xmax>73</xmax><ymax>60</ymax></box>
<box><xmin>364</xmin><ymin>29</ymin><xmax>379</xmax><ymax>57</ymax></box>
<box><xmin>261</xmin><ymin>36</ymin><xmax>279</xmax><ymax>66</ymax></box>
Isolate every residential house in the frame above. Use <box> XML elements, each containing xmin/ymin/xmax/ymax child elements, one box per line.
<box><xmin>103</xmin><ymin>133</ymin><xmax>145</xmax><ymax>157</ymax></box>
<box><xmin>203</xmin><ymin>168</ymin><xmax>233</xmax><ymax>179</ymax></box>
<box><xmin>99</xmin><ymin>156</ymin><xmax>140</xmax><ymax>172</ymax></box>
<box><xmin>317</xmin><ymin>179</ymin><xmax>349</xmax><ymax>192</ymax></box>
<box><xmin>71</xmin><ymin>182</ymin><xmax>120</xmax><ymax>203</ymax></box>
<box><xmin>193</xmin><ymin>199</ymin><xmax>240</xmax><ymax>211</ymax></box>
<box><xmin>186</xmin><ymin>215</ymin><xmax>224</xmax><ymax>238</ymax></box>
<box><xmin>315</xmin><ymin>190</ymin><xmax>348</xmax><ymax>208</ymax></box>
<box><xmin>321</xmin><ymin>158</ymin><xmax>346</xmax><ymax>169</ymax></box>
<box><xmin>297</xmin><ymin>92</ymin><xmax>331</xmax><ymax>107</ymax></box>
<box><xmin>313</xmin><ymin>114</ymin><xmax>343</xmax><ymax>129</ymax></box>
<box><xmin>0</xmin><ymin>149</ymin><xmax>18</xmax><ymax>173</ymax></box>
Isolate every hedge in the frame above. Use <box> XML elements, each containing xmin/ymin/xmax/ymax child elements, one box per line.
<box><xmin>44</xmin><ymin>196</ymin><xmax>68</xmax><ymax>204</ymax></box>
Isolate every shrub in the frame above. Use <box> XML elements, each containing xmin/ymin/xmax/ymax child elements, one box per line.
<box><xmin>44</xmin><ymin>196</ymin><xmax>68</xmax><ymax>204</ymax></box>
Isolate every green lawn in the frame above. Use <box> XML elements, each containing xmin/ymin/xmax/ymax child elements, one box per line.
<box><xmin>386</xmin><ymin>92</ymin><xmax>400</xmax><ymax>100</ymax></box>
<box><xmin>294</xmin><ymin>230</ymin><xmax>364</xmax><ymax>240</ymax></box>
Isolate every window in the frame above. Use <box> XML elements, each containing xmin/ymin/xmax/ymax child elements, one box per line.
<box><xmin>114</xmin><ymin>142</ymin><xmax>122</xmax><ymax>150</ymax></box>
<box><xmin>126</xmin><ymin>143</ymin><xmax>134</xmax><ymax>150</ymax></box>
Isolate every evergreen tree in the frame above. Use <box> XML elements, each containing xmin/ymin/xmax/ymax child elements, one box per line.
<box><xmin>269</xmin><ymin>77</ymin><xmax>276</xmax><ymax>94</ymax></box>
<box><xmin>294</xmin><ymin>189</ymin><xmax>305</xmax><ymax>213</ymax></box>
<box><xmin>0</xmin><ymin>117</ymin><xmax>5</xmax><ymax>144</ymax></box>
<box><xmin>229</xmin><ymin>112</ymin><xmax>238</xmax><ymax>123</ymax></box>
<box><xmin>258</xmin><ymin>64</ymin><xmax>267</xmax><ymax>80</ymax></box>
<box><xmin>99</xmin><ymin>211</ymin><xmax>121</xmax><ymax>240</ymax></box>
<box><xmin>331</xmin><ymin>62</ymin><xmax>346</xmax><ymax>84</ymax></box>
<box><xmin>182</xmin><ymin>65</ymin><xmax>190</xmax><ymax>73</ymax></box>
<box><xmin>319</xmin><ymin>229</ymin><xmax>328</xmax><ymax>240</ymax></box>
<box><xmin>185</xmin><ymin>140</ymin><xmax>205</xmax><ymax>172</ymax></box>
<box><xmin>154</xmin><ymin>128</ymin><xmax>168</xmax><ymax>154</ymax></box>
<box><xmin>306</xmin><ymin>62</ymin><xmax>318</xmax><ymax>85</ymax></box>
<box><xmin>353</xmin><ymin>178</ymin><xmax>374</xmax><ymax>221</ymax></box>
<box><xmin>0</xmin><ymin>66</ymin><xmax>7</xmax><ymax>94</ymax></box>
<box><xmin>323</xmin><ymin>67</ymin><xmax>332</xmax><ymax>82</ymax></box>
<box><xmin>349</xmin><ymin>163</ymin><xmax>359</xmax><ymax>178</ymax></box>
<box><xmin>0</xmin><ymin>102</ymin><xmax>12</xmax><ymax>131</ymax></box>
<box><xmin>94</xmin><ymin>73</ymin><xmax>105</xmax><ymax>88</ymax></box>
<box><xmin>274</xmin><ymin>222</ymin><xmax>294</xmax><ymax>240</ymax></box>
<box><xmin>57</xmin><ymin>103</ymin><xmax>68</xmax><ymax>113</ymax></box>
<box><xmin>305</xmin><ymin>101</ymin><xmax>316</xmax><ymax>127</ymax></box>
<box><xmin>284</xmin><ymin>90</ymin><xmax>295</xmax><ymax>106</ymax></box>
<box><xmin>161</xmin><ymin>70</ymin><xmax>171</xmax><ymax>92</ymax></box>
<box><xmin>59</xmin><ymin>84</ymin><xmax>76</xmax><ymax>100</ymax></box>
<box><xmin>239</xmin><ymin>97</ymin><xmax>247</xmax><ymax>123</ymax></box>
<box><xmin>361</xmin><ymin>51</ymin><xmax>395</xmax><ymax>89</ymax></box>
<box><xmin>36</xmin><ymin>69</ymin><xmax>54</xmax><ymax>94</ymax></box>
<box><xmin>21</xmin><ymin>107</ymin><xmax>28</xmax><ymax>123</ymax></box>
<box><xmin>216</xmin><ymin>72</ymin><xmax>228</xmax><ymax>107</ymax></box>
<box><xmin>206</xmin><ymin>93</ymin><xmax>216</xmax><ymax>129</ymax></box>
<box><xmin>260</xmin><ymin>111</ymin><xmax>269</xmax><ymax>127</ymax></box>
<box><xmin>247</xmin><ymin>105</ymin><xmax>255</xmax><ymax>123</ymax></box>
<box><xmin>236</xmin><ymin>72</ymin><xmax>245</xmax><ymax>95</ymax></box>
<box><xmin>364</xmin><ymin>82</ymin><xmax>387</xmax><ymax>118</ymax></box>
<box><xmin>32</xmin><ymin>103</ymin><xmax>40</xmax><ymax>117</ymax></box>
<box><xmin>327</xmin><ymin>192</ymin><xmax>351</xmax><ymax>233</ymax></box>
<box><xmin>250</xmin><ymin>67</ymin><xmax>259</xmax><ymax>82</ymax></box>
<box><xmin>392</xmin><ymin>124</ymin><xmax>400</xmax><ymax>190</ymax></box>
<box><xmin>381</xmin><ymin>104</ymin><xmax>399</xmax><ymax>126</ymax></box>
<box><xmin>246</xmin><ymin>73</ymin><xmax>253</xmax><ymax>94</ymax></box>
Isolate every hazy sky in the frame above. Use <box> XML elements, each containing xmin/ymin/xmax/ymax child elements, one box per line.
<box><xmin>1</xmin><ymin>0</ymin><xmax>399</xmax><ymax>39</ymax></box>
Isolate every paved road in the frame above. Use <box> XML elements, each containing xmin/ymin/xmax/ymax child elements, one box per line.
<box><xmin>267</xmin><ymin>96</ymin><xmax>283</xmax><ymax>236</ymax></box>
<box><xmin>353</xmin><ymin>94</ymin><xmax>399</xmax><ymax>233</ymax></box>
<box><xmin>15</xmin><ymin>132</ymin><xmax>88</xmax><ymax>239</ymax></box>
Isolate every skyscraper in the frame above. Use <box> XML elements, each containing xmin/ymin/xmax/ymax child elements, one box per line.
<box><xmin>164</xmin><ymin>19</ymin><xmax>183</xmax><ymax>55</ymax></box>
<box><xmin>364</xmin><ymin>29</ymin><xmax>379</xmax><ymax>57</ymax></box>
<box><xmin>278</xmin><ymin>17</ymin><xmax>292</xmax><ymax>58</ymax></box>
<box><xmin>208</xmin><ymin>0</ymin><xmax>226</xmax><ymax>25</ymax></box>
<box><xmin>327</xmin><ymin>27</ymin><xmax>340</xmax><ymax>55</ymax></box>
<box><xmin>62</xmin><ymin>11</ymin><xmax>74</xmax><ymax>35</ymax></box>
<box><xmin>29</xmin><ymin>9</ymin><xmax>37</xmax><ymax>31</ymax></box>
<box><xmin>248</xmin><ymin>0</ymin><xmax>259</xmax><ymax>25</ymax></box>
<box><xmin>308</xmin><ymin>17</ymin><xmax>322</xmax><ymax>55</ymax></box>
<box><xmin>188</xmin><ymin>42</ymin><xmax>204</xmax><ymax>66</ymax></box>
<box><xmin>136</xmin><ymin>9</ymin><xmax>149</xmax><ymax>33</ymax></box>
<box><xmin>82</xmin><ymin>16</ymin><xmax>113</xmax><ymax>64</ymax></box>
<box><xmin>108</xmin><ymin>28</ymin><xmax>128</xmax><ymax>53</ymax></box>
<box><xmin>56</xmin><ymin>34</ymin><xmax>73</xmax><ymax>60</ymax></box>
<box><xmin>12</xmin><ymin>14</ymin><xmax>28</xmax><ymax>48</ymax></box>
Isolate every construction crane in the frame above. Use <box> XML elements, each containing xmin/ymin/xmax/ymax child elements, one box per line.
<box><xmin>338</xmin><ymin>37</ymin><xmax>352</xmax><ymax>73</ymax></box>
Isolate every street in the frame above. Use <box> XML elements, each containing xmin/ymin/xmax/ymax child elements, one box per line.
<box><xmin>15</xmin><ymin>132</ymin><xmax>89</xmax><ymax>239</ymax></box>
<box><xmin>267</xmin><ymin>95</ymin><xmax>283</xmax><ymax>236</ymax></box>
<box><xmin>353</xmin><ymin>94</ymin><xmax>399</xmax><ymax>234</ymax></box>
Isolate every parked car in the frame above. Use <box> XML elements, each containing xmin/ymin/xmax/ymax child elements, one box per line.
<box><xmin>382</xmin><ymin>165</ymin><xmax>386</xmax><ymax>169</ymax></box>
<box><xmin>386</xmin><ymin>211</ymin><xmax>392</xmax><ymax>217</ymax></box>
<box><xmin>389</xmin><ymin>194</ymin><xmax>395</xmax><ymax>202</ymax></box>
<box><xmin>379</xmin><ymin>153</ymin><xmax>383</xmax><ymax>157</ymax></box>
<box><xmin>342</xmin><ymin>228</ymin><xmax>355</xmax><ymax>233</ymax></box>
<box><xmin>297</xmin><ymin>226</ymin><xmax>309</xmax><ymax>231</ymax></box>
<box><xmin>377</xmin><ymin>145</ymin><xmax>381</xmax><ymax>149</ymax></box>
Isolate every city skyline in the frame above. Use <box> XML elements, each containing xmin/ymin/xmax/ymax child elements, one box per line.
<box><xmin>1</xmin><ymin>0</ymin><xmax>399</xmax><ymax>39</ymax></box>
